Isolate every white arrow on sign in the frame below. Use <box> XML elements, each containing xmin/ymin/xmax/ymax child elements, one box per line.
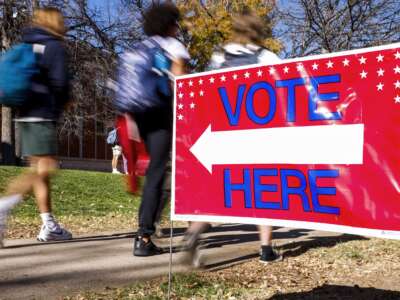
<box><xmin>190</xmin><ymin>124</ymin><xmax>364</xmax><ymax>173</ymax></box>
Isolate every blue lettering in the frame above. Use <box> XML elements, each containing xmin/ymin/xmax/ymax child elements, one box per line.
<box><xmin>245</xmin><ymin>81</ymin><xmax>276</xmax><ymax>125</ymax></box>
<box><xmin>218</xmin><ymin>74</ymin><xmax>342</xmax><ymax>126</ymax></box>
<box><xmin>224</xmin><ymin>168</ymin><xmax>252</xmax><ymax>208</ymax></box>
<box><xmin>309</xmin><ymin>74</ymin><xmax>341</xmax><ymax>121</ymax></box>
<box><xmin>223</xmin><ymin>167</ymin><xmax>340</xmax><ymax>215</ymax></box>
<box><xmin>308</xmin><ymin>169</ymin><xmax>340</xmax><ymax>215</ymax></box>
<box><xmin>254</xmin><ymin>169</ymin><xmax>281</xmax><ymax>209</ymax></box>
<box><xmin>281</xmin><ymin>169</ymin><xmax>311</xmax><ymax>212</ymax></box>
<box><xmin>218</xmin><ymin>84</ymin><xmax>246</xmax><ymax>126</ymax></box>
<box><xmin>276</xmin><ymin>77</ymin><xmax>305</xmax><ymax>122</ymax></box>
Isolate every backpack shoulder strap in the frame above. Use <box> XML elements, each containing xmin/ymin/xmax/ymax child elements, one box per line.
<box><xmin>30</xmin><ymin>43</ymin><xmax>48</xmax><ymax>93</ymax></box>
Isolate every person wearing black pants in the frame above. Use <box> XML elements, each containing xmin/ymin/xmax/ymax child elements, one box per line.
<box><xmin>130</xmin><ymin>3</ymin><xmax>189</xmax><ymax>256</ymax></box>
<box><xmin>134</xmin><ymin>108</ymin><xmax>172</xmax><ymax>255</ymax></box>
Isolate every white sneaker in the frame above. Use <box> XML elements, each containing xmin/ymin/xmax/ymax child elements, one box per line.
<box><xmin>112</xmin><ymin>169</ymin><xmax>122</xmax><ymax>174</ymax></box>
<box><xmin>37</xmin><ymin>224</ymin><xmax>72</xmax><ymax>242</ymax></box>
<box><xmin>0</xmin><ymin>194</ymin><xmax>23</xmax><ymax>248</ymax></box>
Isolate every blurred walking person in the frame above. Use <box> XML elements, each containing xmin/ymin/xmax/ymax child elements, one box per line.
<box><xmin>0</xmin><ymin>7</ymin><xmax>72</xmax><ymax>247</ymax></box>
<box><xmin>115</xmin><ymin>3</ymin><xmax>189</xmax><ymax>256</ymax></box>
<box><xmin>183</xmin><ymin>8</ymin><xmax>282</xmax><ymax>265</ymax></box>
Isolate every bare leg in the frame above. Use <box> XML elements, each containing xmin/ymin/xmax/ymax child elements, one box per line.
<box><xmin>29</xmin><ymin>156</ymin><xmax>72</xmax><ymax>241</ymax></box>
<box><xmin>1</xmin><ymin>156</ymin><xmax>63</xmax><ymax>246</ymax></box>
<box><xmin>182</xmin><ymin>222</ymin><xmax>211</xmax><ymax>267</ymax></box>
<box><xmin>30</xmin><ymin>156</ymin><xmax>57</xmax><ymax>213</ymax></box>
<box><xmin>112</xmin><ymin>154</ymin><xmax>118</xmax><ymax>170</ymax></box>
<box><xmin>122</xmin><ymin>154</ymin><xmax>128</xmax><ymax>174</ymax></box>
<box><xmin>258</xmin><ymin>225</ymin><xmax>273</xmax><ymax>246</ymax></box>
<box><xmin>258</xmin><ymin>225</ymin><xmax>281</xmax><ymax>262</ymax></box>
<box><xmin>186</xmin><ymin>222</ymin><xmax>210</xmax><ymax>236</ymax></box>
<box><xmin>5</xmin><ymin>172</ymin><xmax>37</xmax><ymax>197</ymax></box>
<box><xmin>0</xmin><ymin>172</ymin><xmax>36</xmax><ymax>247</ymax></box>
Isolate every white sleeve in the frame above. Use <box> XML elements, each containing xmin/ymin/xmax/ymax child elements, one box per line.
<box><xmin>258</xmin><ymin>49</ymin><xmax>281</xmax><ymax>64</ymax></box>
<box><xmin>207</xmin><ymin>52</ymin><xmax>225</xmax><ymax>70</ymax></box>
<box><xmin>163</xmin><ymin>38</ymin><xmax>190</xmax><ymax>61</ymax></box>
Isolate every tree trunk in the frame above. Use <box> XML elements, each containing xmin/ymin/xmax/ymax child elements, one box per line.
<box><xmin>79</xmin><ymin>117</ymin><xmax>83</xmax><ymax>158</ymax></box>
<box><xmin>1</xmin><ymin>107</ymin><xmax>15</xmax><ymax>165</ymax></box>
<box><xmin>14</xmin><ymin>121</ymin><xmax>21</xmax><ymax>164</ymax></box>
<box><xmin>0</xmin><ymin>4</ymin><xmax>16</xmax><ymax>165</ymax></box>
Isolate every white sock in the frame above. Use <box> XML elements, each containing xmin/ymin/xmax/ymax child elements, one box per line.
<box><xmin>40</xmin><ymin>213</ymin><xmax>58</xmax><ymax>230</ymax></box>
<box><xmin>0</xmin><ymin>194</ymin><xmax>23</xmax><ymax>212</ymax></box>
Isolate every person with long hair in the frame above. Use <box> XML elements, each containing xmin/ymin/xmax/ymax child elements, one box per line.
<box><xmin>0</xmin><ymin>7</ymin><xmax>72</xmax><ymax>247</ymax></box>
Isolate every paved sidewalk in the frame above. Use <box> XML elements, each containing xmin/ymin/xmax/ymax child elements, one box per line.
<box><xmin>0</xmin><ymin>225</ymin><xmax>357</xmax><ymax>300</ymax></box>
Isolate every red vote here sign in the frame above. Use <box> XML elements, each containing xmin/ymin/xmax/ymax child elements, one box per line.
<box><xmin>172</xmin><ymin>43</ymin><xmax>400</xmax><ymax>239</ymax></box>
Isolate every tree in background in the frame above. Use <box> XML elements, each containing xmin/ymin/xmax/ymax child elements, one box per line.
<box><xmin>2</xmin><ymin>0</ymin><xmax>398</xmax><ymax>162</ymax></box>
<box><xmin>1</xmin><ymin>0</ymin><xmax>142</xmax><ymax>160</ymax></box>
<box><xmin>0</xmin><ymin>0</ymin><xmax>283</xmax><ymax>161</ymax></box>
<box><xmin>0</xmin><ymin>0</ymin><xmax>34</xmax><ymax>164</ymax></box>
<box><xmin>177</xmin><ymin>0</ymin><xmax>282</xmax><ymax>71</ymax></box>
<box><xmin>56</xmin><ymin>0</ymin><xmax>144</xmax><ymax>158</ymax></box>
<box><xmin>276</xmin><ymin>0</ymin><xmax>400</xmax><ymax>57</ymax></box>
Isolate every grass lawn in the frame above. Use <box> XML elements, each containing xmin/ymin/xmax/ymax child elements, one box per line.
<box><xmin>0</xmin><ymin>166</ymin><xmax>144</xmax><ymax>238</ymax></box>
<box><xmin>3</xmin><ymin>167</ymin><xmax>400</xmax><ymax>300</ymax></box>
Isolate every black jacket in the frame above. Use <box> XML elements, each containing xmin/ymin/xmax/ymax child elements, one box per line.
<box><xmin>19</xmin><ymin>27</ymin><xmax>70</xmax><ymax>120</ymax></box>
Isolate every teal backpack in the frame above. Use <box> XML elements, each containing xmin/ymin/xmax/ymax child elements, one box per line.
<box><xmin>0</xmin><ymin>43</ymin><xmax>41</xmax><ymax>107</ymax></box>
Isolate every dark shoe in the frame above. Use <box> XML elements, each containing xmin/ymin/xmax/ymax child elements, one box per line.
<box><xmin>259</xmin><ymin>245</ymin><xmax>282</xmax><ymax>264</ymax></box>
<box><xmin>133</xmin><ymin>236</ymin><xmax>163</xmax><ymax>257</ymax></box>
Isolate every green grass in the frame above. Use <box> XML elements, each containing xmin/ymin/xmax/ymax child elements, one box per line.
<box><xmin>0</xmin><ymin>166</ymin><xmax>141</xmax><ymax>219</ymax></box>
<box><xmin>158</xmin><ymin>273</ymin><xmax>245</xmax><ymax>299</ymax></box>
<box><xmin>65</xmin><ymin>273</ymin><xmax>247</xmax><ymax>300</ymax></box>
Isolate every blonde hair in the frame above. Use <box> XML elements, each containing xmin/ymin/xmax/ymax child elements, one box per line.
<box><xmin>231</xmin><ymin>10</ymin><xmax>267</xmax><ymax>46</ymax></box>
<box><xmin>32</xmin><ymin>7</ymin><xmax>66</xmax><ymax>38</ymax></box>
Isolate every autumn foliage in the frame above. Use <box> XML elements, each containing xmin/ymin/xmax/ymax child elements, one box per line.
<box><xmin>177</xmin><ymin>0</ymin><xmax>282</xmax><ymax>71</ymax></box>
